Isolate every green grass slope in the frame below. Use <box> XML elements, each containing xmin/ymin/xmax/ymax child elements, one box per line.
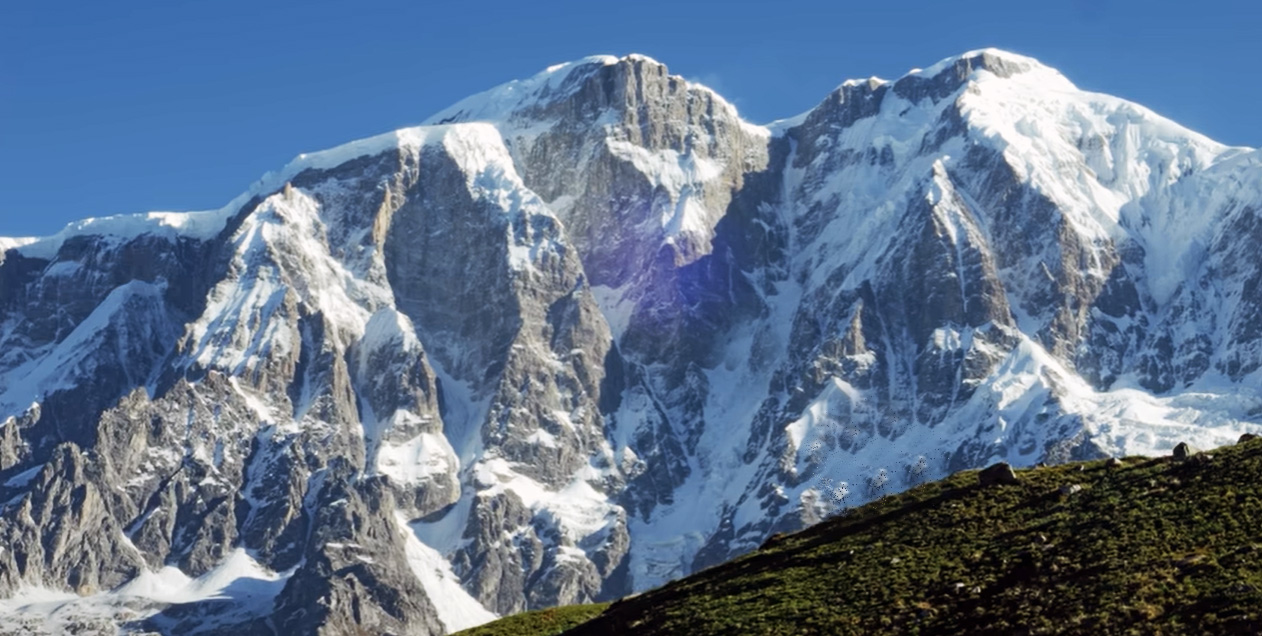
<box><xmin>451</xmin><ymin>604</ymin><xmax>609</xmax><ymax>636</ymax></box>
<box><xmin>552</xmin><ymin>438</ymin><xmax>1262</xmax><ymax>635</ymax></box>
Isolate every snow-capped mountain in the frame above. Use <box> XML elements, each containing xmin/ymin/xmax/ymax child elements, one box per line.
<box><xmin>1</xmin><ymin>49</ymin><xmax>1260</xmax><ymax>635</ymax></box>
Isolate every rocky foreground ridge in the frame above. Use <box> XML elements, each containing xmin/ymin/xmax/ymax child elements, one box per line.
<box><xmin>0</xmin><ymin>49</ymin><xmax>1260</xmax><ymax>634</ymax></box>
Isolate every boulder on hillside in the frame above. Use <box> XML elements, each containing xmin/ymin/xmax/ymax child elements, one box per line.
<box><xmin>978</xmin><ymin>462</ymin><xmax>1018</xmax><ymax>487</ymax></box>
<box><xmin>1173</xmin><ymin>442</ymin><xmax>1200</xmax><ymax>461</ymax></box>
<box><xmin>1239</xmin><ymin>433</ymin><xmax>1258</xmax><ymax>444</ymax></box>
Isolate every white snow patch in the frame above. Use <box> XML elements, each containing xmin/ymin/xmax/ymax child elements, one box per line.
<box><xmin>473</xmin><ymin>458</ymin><xmax>620</xmax><ymax>543</ymax></box>
<box><xmin>376</xmin><ymin>428</ymin><xmax>459</xmax><ymax>488</ymax></box>
<box><xmin>425</xmin><ymin>56</ymin><xmax>620</xmax><ymax>125</ymax></box>
<box><xmin>397</xmin><ymin>512</ymin><xmax>497</xmax><ymax>632</ymax></box>
<box><xmin>0</xmin><ymin>549</ymin><xmax>288</xmax><ymax>635</ymax></box>
<box><xmin>411</xmin><ymin>492</ymin><xmax>475</xmax><ymax>557</ymax></box>
<box><xmin>591</xmin><ymin>284</ymin><xmax>637</xmax><ymax>341</ymax></box>
<box><xmin>359</xmin><ymin>307</ymin><xmax>423</xmax><ymax>359</ymax></box>
<box><xmin>13</xmin><ymin>210</ymin><xmax>236</xmax><ymax>261</ymax></box>
<box><xmin>0</xmin><ymin>236</ymin><xmax>38</xmax><ymax>254</ymax></box>
<box><xmin>525</xmin><ymin>428</ymin><xmax>560</xmax><ymax>449</ymax></box>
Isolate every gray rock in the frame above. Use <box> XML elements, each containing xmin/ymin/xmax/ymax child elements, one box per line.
<box><xmin>978</xmin><ymin>462</ymin><xmax>1019</xmax><ymax>487</ymax></box>
<box><xmin>0</xmin><ymin>443</ymin><xmax>145</xmax><ymax>595</ymax></box>
<box><xmin>1173</xmin><ymin>442</ymin><xmax>1201</xmax><ymax>461</ymax></box>
<box><xmin>1059</xmin><ymin>484</ymin><xmax>1083</xmax><ymax>497</ymax></box>
<box><xmin>267</xmin><ymin>462</ymin><xmax>443</xmax><ymax>636</ymax></box>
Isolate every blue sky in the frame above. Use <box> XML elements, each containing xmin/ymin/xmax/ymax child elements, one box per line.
<box><xmin>2</xmin><ymin>0</ymin><xmax>1259</xmax><ymax>238</ymax></box>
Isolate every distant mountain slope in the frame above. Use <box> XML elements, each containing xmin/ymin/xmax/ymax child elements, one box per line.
<box><xmin>561</xmin><ymin>437</ymin><xmax>1262</xmax><ymax>634</ymax></box>
<box><xmin>0</xmin><ymin>49</ymin><xmax>1259</xmax><ymax>635</ymax></box>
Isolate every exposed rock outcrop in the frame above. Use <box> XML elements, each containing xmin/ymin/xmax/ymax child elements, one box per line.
<box><xmin>979</xmin><ymin>462</ymin><xmax>1019</xmax><ymax>487</ymax></box>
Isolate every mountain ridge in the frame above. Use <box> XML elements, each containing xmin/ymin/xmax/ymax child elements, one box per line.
<box><xmin>0</xmin><ymin>48</ymin><xmax>1260</xmax><ymax>635</ymax></box>
<box><xmin>4</xmin><ymin>49</ymin><xmax>1253</xmax><ymax>261</ymax></box>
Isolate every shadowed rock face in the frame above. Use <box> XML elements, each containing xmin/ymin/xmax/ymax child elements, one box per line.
<box><xmin>1</xmin><ymin>49</ymin><xmax>1261</xmax><ymax>634</ymax></box>
<box><xmin>978</xmin><ymin>462</ymin><xmax>1019</xmax><ymax>487</ymax></box>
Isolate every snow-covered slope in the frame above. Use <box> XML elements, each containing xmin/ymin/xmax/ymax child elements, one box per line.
<box><xmin>1</xmin><ymin>48</ymin><xmax>1260</xmax><ymax>635</ymax></box>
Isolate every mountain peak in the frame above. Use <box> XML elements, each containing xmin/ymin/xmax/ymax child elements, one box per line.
<box><xmin>912</xmin><ymin>48</ymin><xmax>1054</xmax><ymax>81</ymax></box>
<box><xmin>424</xmin><ymin>53</ymin><xmax>673</xmax><ymax>126</ymax></box>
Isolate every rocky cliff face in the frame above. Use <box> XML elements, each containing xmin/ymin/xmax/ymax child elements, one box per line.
<box><xmin>0</xmin><ymin>49</ymin><xmax>1260</xmax><ymax>634</ymax></box>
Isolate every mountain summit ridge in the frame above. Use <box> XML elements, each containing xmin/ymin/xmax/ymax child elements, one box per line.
<box><xmin>3</xmin><ymin>48</ymin><xmax>1252</xmax><ymax>254</ymax></box>
<box><xmin>0</xmin><ymin>49</ymin><xmax>1260</xmax><ymax>636</ymax></box>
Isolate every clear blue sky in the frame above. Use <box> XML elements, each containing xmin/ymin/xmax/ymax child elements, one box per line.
<box><xmin>2</xmin><ymin>0</ymin><xmax>1259</xmax><ymax>238</ymax></box>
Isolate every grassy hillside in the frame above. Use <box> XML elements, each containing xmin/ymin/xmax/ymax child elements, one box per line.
<box><xmin>451</xmin><ymin>604</ymin><xmax>609</xmax><ymax>636</ymax></box>
<box><xmin>572</xmin><ymin>439</ymin><xmax>1262</xmax><ymax>635</ymax></box>
<box><xmin>471</xmin><ymin>437</ymin><xmax>1262</xmax><ymax>635</ymax></box>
